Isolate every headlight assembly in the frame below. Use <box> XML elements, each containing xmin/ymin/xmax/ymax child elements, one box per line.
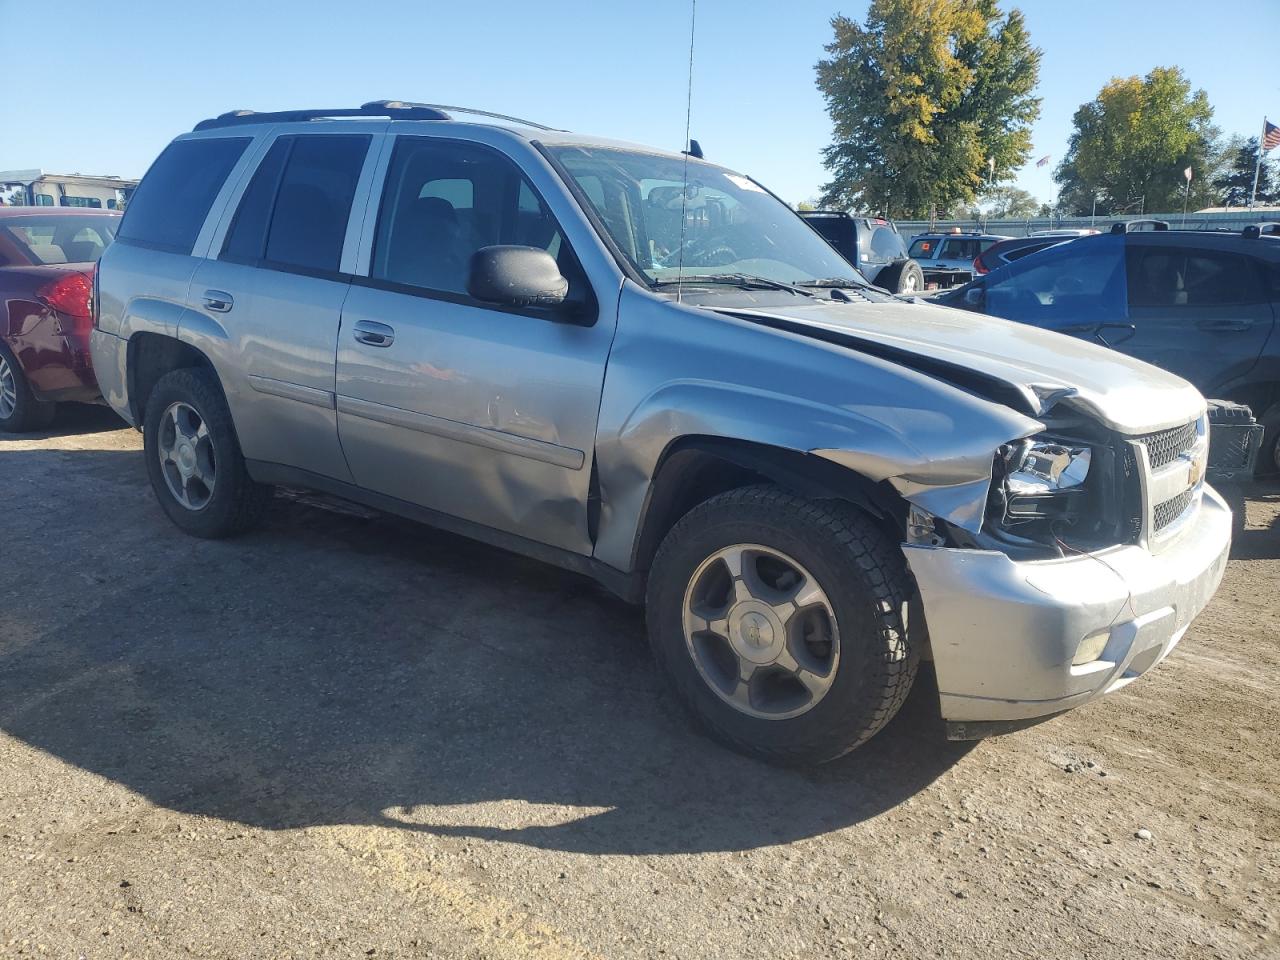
<box><xmin>1000</xmin><ymin>439</ymin><xmax>1092</xmax><ymax>521</ymax></box>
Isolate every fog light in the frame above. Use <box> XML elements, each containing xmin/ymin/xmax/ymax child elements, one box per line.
<box><xmin>1073</xmin><ymin>630</ymin><xmax>1111</xmax><ymax>665</ymax></box>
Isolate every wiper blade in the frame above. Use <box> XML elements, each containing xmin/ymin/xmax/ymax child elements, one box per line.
<box><xmin>794</xmin><ymin>277</ymin><xmax>879</xmax><ymax>291</ymax></box>
<box><xmin>652</xmin><ymin>273</ymin><xmax>815</xmax><ymax>296</ymax></box>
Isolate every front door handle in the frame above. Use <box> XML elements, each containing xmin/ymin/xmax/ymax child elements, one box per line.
<box><xmin>1198</xmin><ymin>318</ymin><xmax>1253</xmax><ymax>332</ymax></box>
<box><xmin>352</xmin><ymin>319</ymin><xmax>395</xmax><ymax>348</ymax></box>
<box><xmin>203</xmin><ymin>290</ymin><xmax>234</xmax><ymax>313</ymax></box>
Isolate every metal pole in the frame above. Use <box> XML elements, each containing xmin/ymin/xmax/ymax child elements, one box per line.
<box><xmin>1182</xmin><ymin>176</ymin><xmax>1191</xmax><ymax>226</ymax></box>
<box><xmin>1250</xmin><ymin>118</ymin><xmax>1266</xmax><ymax>210</ymax></box>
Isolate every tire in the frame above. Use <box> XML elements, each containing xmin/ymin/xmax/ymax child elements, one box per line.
<box><xmin>142</xmin><ymin>366</ymin><xmax>272</xmax><ymax>538</ymax></box>
<box><xmin>0</xmin><ymin>340</ymin><xmax>56</xmax><ymax>433</ymax></box>
<box><xmin>645</xmin><ymin>485</ymin><xmax>919</xmax><ymax>765</ymax></box>
<box><xmin>1257</xmin><ymin>401</ymin><xmax>1280</xmax><ymax>479</ymax></box>
<box><xmin>874</xmin><ymin>259</ymin><xmax>925</xmax><ymax>295</ymax></box>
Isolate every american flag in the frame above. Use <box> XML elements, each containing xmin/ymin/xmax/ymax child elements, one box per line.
<box><xmin>1035</xmin><ymin>155</ymin><xmax>1051</xmax><ymax>167</ymax></box>
<box><xmin>1264</xmin><ymin>120</ymin><xmax>1280</xmax><ymax>152</ymax></box>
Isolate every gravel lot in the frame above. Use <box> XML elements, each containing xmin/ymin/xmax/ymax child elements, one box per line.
<box><xmin>2</xmin><ymin>405</ymin><xmax>1277</xmax><ymax>960</ymax></box>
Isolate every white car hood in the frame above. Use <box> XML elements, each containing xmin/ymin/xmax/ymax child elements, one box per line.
<box><xmin>724</xmin><ymin>297</ymin><xmax>1205</xmax><ymax>434</ymax></box>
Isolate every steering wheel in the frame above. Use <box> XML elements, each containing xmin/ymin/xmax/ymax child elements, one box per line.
<box><xmin>692</xmin><ymin>243</ymin><xmax>738</xmax><ymax>267</ymax></box>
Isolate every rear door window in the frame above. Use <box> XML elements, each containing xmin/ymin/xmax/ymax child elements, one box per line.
<box><xmin>261</xmin><ymin>135</ymin><xmax>371</xmax><ymax>273</ymax></box>
<box><xmin>118</xmin><ymin>137</ymin><xmax>250</xmax><ymax>253</ymax></box>
<box><xmin>1126</xmin><ymin>246</ymin><xmax>1266</xmax><ymax>307</ymax></box>
<box><xmin>221</xmin><ymin>138</ymin><xmax>291</xmax><ymax>263</ymax></box>
<box><xmin>867</xmin><ymin>226</ymin><xmax>905</xmax><ymax>263</ymax></box>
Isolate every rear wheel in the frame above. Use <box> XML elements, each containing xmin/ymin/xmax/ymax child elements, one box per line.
<box><xmin>0</xmin><ymin>341</ymin><xmax>56</xmax><ymax>433</ymax></box>
<box><xmin>645</xmin><ymin>485</ymin><xmax>919</xmax><ymax>765</ymax></box>
<box><xmin>142</xmin><ymin>366</ymin><xmax>272</xmax><ymax>537</ymax></box>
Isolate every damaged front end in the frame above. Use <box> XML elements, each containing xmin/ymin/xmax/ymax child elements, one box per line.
<box><xmin>837</xmin><ymin>392</ymin><xmax>1229</xmax><ymax>738</ymax></box>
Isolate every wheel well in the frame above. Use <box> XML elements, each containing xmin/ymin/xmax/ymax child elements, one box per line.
<box><xmin>127</xmin><ymin>333</ymin><xmax>215</xmax><ymax>425</ymax></box>
<box><xmin>630</xmin><ymin>436</ymin><xmax>906</xmax><ymax>574</ymax></box>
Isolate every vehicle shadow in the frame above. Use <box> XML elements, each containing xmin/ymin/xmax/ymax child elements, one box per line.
<box><xmin>0</xmin><ymin>449</ymin><xmax>974</xmax><ymax>855</ymax></box>
<box><xmin>0</xmin><ymin>402</ymin><xmax>127</xmax><ymax>441</ymax></box>
<box><xmin>1219</xmin><ymin>479</ymin><xmax>1280</xmax><ymax>561</ymax></box>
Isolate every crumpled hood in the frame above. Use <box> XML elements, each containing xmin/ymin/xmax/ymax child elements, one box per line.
<box><xmin>721</xmin><ymin>297</ymin><xmax>1205</xmax><ymax>434</ymax></box>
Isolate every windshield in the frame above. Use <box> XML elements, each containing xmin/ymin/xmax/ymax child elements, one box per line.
<box><xmin>907</xmin><ymin>237</ymin><xmax>937</xmax><ymax>259</ymax></box>
<box><xmin>547</xmin><ymin>145</ymin><xmax>864</xmax><ymax>286</ymax></box>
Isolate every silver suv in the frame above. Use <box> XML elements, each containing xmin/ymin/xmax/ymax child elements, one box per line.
<box><xmin>91</xmin><ymin>102</ymin><xmax>1231</xmax><ymax>764</ymax></box>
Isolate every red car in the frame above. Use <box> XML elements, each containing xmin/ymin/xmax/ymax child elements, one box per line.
<box><xmin>0</xmin><ymin>208</ymin><xmax>118</xmax><ymax>431</ymax></box>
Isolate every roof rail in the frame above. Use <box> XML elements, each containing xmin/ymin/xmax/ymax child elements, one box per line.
<box><xmin>193</xmin><ymin>104</ymin><xmax>450</xmax><ymax>131</ymax></box>
<box><xmin>1242</xmin><ymin>222</ymin><xmax>1280</xmax><ymax>240</ymax></box>
<box><xmin>361</xmin><ymin>101</ymin><xmax>557</xmax><ymax>131</ymax></box>
<box><xmin>192</xmin><ymin>101</ymin><xmax>555</xmax><ymax>133</ymax></box>
<box><xmin>1109</xmin><ymin>219</ymin><xmax>1170</xmax><ymax>234</ymax></box>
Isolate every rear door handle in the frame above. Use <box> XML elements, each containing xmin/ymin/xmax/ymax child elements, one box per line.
<box><xmin>352</xmin><ymin>319</ymin><xmax>395</xmax><ymax>347</ymax></box>
<box><xmin>1198</xmin><ymin>318</ymin><xmax>1253</xmax><ymax>332</ymax></box>
<box><xmin>203</xmin><ymin>290</ymin><xmax>234</xmax><ymax>313</ymax></box>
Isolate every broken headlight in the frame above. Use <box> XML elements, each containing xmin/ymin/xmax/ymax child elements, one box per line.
<box><xmin>1003</xmin><ymin>440</ymin><xmax>1091</xmax><ymax>520</ymax></box>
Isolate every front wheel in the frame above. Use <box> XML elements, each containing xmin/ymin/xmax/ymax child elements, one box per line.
<box><xmin>645</xmin><ymin>485</ymin><xmax>919</xmax><ymax>765</ymax></box>
<box><xmin>142</xmin><ymin>366</ymin><xmax>272</xmax><ymax>538</ymax></box>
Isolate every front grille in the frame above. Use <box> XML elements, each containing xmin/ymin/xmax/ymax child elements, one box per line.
<box><xmin>1153</xmin><ymin>488</ymin><xmax>1195</xmax><ymax>532</ymax></box>
<box><xmin>1136</xmin><ymin>421</ymin><xmax>1197</xmax><ymax>469</ymax></box>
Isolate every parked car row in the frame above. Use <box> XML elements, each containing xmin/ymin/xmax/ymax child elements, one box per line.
<box><xmin>2</xmin><ymin>102</ymin><xmax>1257</xmax><ymax>765</ymax></box>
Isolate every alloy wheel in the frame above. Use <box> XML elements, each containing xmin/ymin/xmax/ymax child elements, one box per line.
<box><xmin>0</xmin><ymin>354</ymin><xmax>16</xmax><ymax>420</ymax></box>
<box><xmin>157</xmin><ymin>401</ymin><xmax>216</xmax><ymax>510</ymax></box>
<box><xmin>682</xmin><ymin>543</ymin><xmax>840</xmax><ymax>720</ymax></box>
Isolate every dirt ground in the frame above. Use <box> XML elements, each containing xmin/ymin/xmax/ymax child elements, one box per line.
<box><xmin>1</xmin><ymin>405</ymin><xmax>1277</xmax><ymax>960</ymax></box>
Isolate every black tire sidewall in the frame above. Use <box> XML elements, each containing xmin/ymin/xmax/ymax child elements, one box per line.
<box><xmin>142</xmin><ymin>368</ymin><xmax>259</xmax><ymax>538</ymax></box>
<box><xmin>647</xmin><ymin>490</ymin><xmax>915</xmax><ymax>764</ymax></box>
<box><xmin>899</xmin><ymin>260</ymin><xmax>924</xmax><ymax>293</ymax></box>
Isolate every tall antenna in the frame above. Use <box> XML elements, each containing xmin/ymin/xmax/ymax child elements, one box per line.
<box><xmin>675</xmin><ymin>0</ymin><xmax>697</xmax><ymax>304</ymax></box>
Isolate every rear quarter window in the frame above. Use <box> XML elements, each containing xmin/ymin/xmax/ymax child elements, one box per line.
<box><xmin>868</xmin><ymin>226</ymin><xmax>905</xmax><ymax>261</ymax></box>
<box><xmin>118</xmin><ymin>137</ymin><xmax>250</xmax><ymax>253</ymax></box>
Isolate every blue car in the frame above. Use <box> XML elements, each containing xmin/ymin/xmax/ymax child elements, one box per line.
<box><xmin>938</xmin><ymin>222</ymin><xmax>1280</xmax><ymax>474</ymax></box>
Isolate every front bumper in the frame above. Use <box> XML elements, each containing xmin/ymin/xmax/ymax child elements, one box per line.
<box><xmin>903</xmin><ymin>485</ymin><xmax>1232</xmax><ymax>731</ymax></box>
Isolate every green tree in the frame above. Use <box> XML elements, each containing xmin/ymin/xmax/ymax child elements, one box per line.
<box><xmin>972</xmin><ymin>184</ymin><xmax>1041</xmax><ymax>218</ymax></box>
<box><xmin>1054</xmin><ymin>67</ymin><xmax>1219</xmax><ymax>216</ymax></box>
<box><xmin>1213</xmin><ymin>135</ymin><xmax>1277</xmax><ymax>207</ymax></box>
<box><xmin>815</xmin><ymin>0</ymin><xmax>1041</xmax><ymax>218</ymax></box>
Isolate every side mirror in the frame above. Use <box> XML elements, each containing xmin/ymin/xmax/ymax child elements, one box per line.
<box><xmin>963</xmin><ymin>284</ymin><xmax>985</xmax><ymax>308</ymax></box>
<box><xmin>468</xmin><ymin>245</ymin><xmax>569</xmax><ymax>309</ymax></box>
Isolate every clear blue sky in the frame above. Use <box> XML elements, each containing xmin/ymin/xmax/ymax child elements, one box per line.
<box><xmin>3</xmin><ymin>0</ymin><xmax>1276</xmax><ymax>206</ymax></box>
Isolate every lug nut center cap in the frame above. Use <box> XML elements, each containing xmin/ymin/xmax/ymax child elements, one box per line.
<box><xmin>176</xmin><ymin>441</ymin><xmax>196</xmax><ymax>473</ymax></box>
<box><xmin>728</xmin><ymin>601</ymin><xmax>785</xmax><ymax>664</ymax></box>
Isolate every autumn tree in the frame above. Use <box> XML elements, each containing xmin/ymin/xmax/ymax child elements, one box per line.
<box><xmin>1054</xmin><ymin>67</ymin><xmax>1219</xmax><ymax>215</ymax></box>
<box><xmin>815</xmin><ymin>0</ymin><xmax>1041</xmax><ymax>218</ymax></box>
<box><xmin>1213</xmin><ymin>136</ymin><xmax>1277</xmax><ymax>207</ymax></box>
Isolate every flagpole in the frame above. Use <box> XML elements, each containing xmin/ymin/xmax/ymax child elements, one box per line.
<box><xmin>1250</xmin><ymin>117</ymin><xmax>1266</xmax><ymax>210</ymax></box>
